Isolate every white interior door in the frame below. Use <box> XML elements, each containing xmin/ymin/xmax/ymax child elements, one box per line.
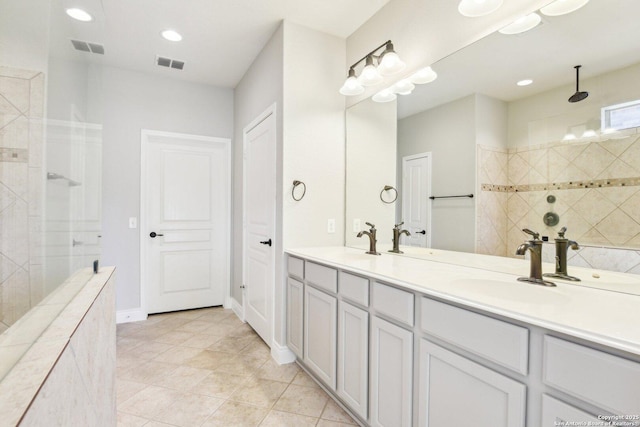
<box><xmin>243</xmin><ymin>107</ymin><xmax>276</xmax><ymax>345</ymax></box>
<box><xmin>402</xmin><ymin>153</ymin><xmax>431</xmax><ymax>247</ymax></box>
<box><xmin>142</xmin><ymin>130</ymin><xmax>230</xmax><ymax>314</ymax></box>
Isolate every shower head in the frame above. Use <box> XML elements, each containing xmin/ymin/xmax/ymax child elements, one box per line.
<box><xmin>568</xmin><ymin>65</ymin><xmax>589</xmax><ymax>103</ymax></box>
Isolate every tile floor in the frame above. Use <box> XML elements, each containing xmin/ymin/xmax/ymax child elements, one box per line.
<box><xmin>116</xmin><ymin>307</ymin><xmax>358</xmax><ymax>427</ymax></box>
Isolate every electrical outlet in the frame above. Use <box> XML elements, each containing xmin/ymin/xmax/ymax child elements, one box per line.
<box><xmin>353</xmin><ymin>218</ymin><xmax>361</xmax><ymax>232</ymax></box>
<box><xmin>129</xmin><ymin>217</ymin><xmax>137</xmax><ymax>229</ymax></box>
<box><xmin>327</xmin><ymin>218</ymin><xmax>335</xmax><ymax>233</ymax></box>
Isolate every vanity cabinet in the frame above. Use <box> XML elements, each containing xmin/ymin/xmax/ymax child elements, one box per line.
<box><xmin>418</xmin><ymin>340</ymin><xmax>526</xmax><ymax>427</ymax></box>
<box><xmin>304</xmin><ymin>284</ymin><xmax>337</xmax><ymax>389</ymax></box>
<box><xmin>370</xmin><ymin>315</ymin><xmax>413</xmax><ymax>427</ymax></box>
<box><xmin>285</xmin><ymin>252</ymin><xmax>640</xmax><ymax>427</ymax></box>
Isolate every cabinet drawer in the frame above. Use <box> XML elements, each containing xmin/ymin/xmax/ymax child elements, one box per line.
<box><xmin>421</xmin><ymin>298</ymin><xmax>528</xmax><ymax>375</ymax></box>
<box><xmin>306</xmin><ymin>262</ymin><xmax>337</xmax><ymax>293</ymax></box>
<box><xmin>372</xmin><ymin>282</ymin><xmax>414</xmax><ymax>327</ymax></box>
<box><xmin>543</xmin><ymin>336</ymin><xmax>640</xmax><ymax>415</ymax></box>
<box><xmin>339</xmin><ymin>272</ymin><xmax>369</xmax><ymax>307</ymax></box>
<box><xmin>287</xmin><ymin>256</ymin><xmax>304</xmax><ymax>279</ymax></box>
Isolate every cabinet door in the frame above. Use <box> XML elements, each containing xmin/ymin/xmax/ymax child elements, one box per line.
<box><xmin>370</xmin><ymin>316</ymin><xmax>413</xmax><ymax>427</ymax></box>
<box><xmin>286</xmin><ymin>277</ymin><xmax>304</xmax><ymax>359</ymax></box>
<box><xmin>418</xmin><ymin>339</ymin><xmax>526</xmax><ymax>427</ymax></box>
<box><xmin>337</xmin><ymin>301</ymin><xmax>368</xmax><ymax>420</ymax></box>
<box><xmin>304</xmin><ymin>285</ymin><xmax>337</xmax><ymax>389</ymax></box>
<box><xmin>541</xmin><ymin>394</ymin><xmax>600</xmax><ymax>426</ymax></box>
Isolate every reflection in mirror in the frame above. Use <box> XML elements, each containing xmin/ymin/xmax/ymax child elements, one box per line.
<box><xmin>345</xmin><ymin>98</ymin><xmax>396</xmax><ymax>249</ymax></box>
<box><xmin>345</xmin><ymin>0</ymin><xmax>640</xmax><ymax>277</ymax></box>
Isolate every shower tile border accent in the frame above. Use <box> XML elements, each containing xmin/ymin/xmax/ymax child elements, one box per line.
<box><xmin>481</xmin><ymin>176</ymin><xmax>640</xmax><ymax>193</ymax></box>
<box><xmin>0</xmin><ymin>148</ymin><xmax>28</xmax><ymax>163</ymax></box>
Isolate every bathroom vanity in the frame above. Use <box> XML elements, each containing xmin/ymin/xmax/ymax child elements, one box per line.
<box><xmin>285</xmin><ymin>246</ymin><xmax>640</xmax><ymax>427</ymax></box>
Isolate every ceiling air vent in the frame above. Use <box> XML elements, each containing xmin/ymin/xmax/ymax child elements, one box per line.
<box><xmin>71</xmin><ymin>39</ymin><xmax>105</xmax><ymax>55</ymax></box>
<box><xmin>156</xmin><ymin>56</ymin><xmax>185</xmax><ymax>70</ymax></box>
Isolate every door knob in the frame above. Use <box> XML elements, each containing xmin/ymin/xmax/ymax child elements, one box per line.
<box><xmin>260</xmin><ymin>239</ymin><xmax>272</xmax><ymax>247</ymax></box>
<box><xmin>417</xmin><ymin>230</ymin><xmax>426</xmax><ymax>235</ymax></box>
<box><xmin>150</xmin><ymin>232</ymin><xmax>164</xmax><ymax>238</ymax></box>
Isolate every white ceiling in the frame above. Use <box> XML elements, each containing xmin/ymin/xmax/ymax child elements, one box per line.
<box><xmin>398</xmin><ymin>0</ymin><xmax>640</xmax><ymax>119</ymax></box>
<box><xmin>49</xmin><ymin>0</ymin><xmax>390</xmax><ymax>88</ymax></box>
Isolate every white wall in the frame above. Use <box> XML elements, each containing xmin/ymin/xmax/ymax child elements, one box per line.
<box><xmin>398</xmin><ymin>95</ymin><xmax>476</xmax><ymax>252</ymax></box>
<box><xmin>98</xmin><ymin>66</ymin><xmax>233</xmax><ymax>311</ymax></box>
<box><xmin>232</xmin><ymin>24</ymin><xmax>284</xmax><ymax>305</ymax></box>
<box><xmin>0</xmin><ymin>0</ymin><xmax>50</xmax><ymax>73</ymax></box>
<box><xmin>476</xmin><ymin>94</ymin><xmax>507</xmax><ymax>150</ymax></box>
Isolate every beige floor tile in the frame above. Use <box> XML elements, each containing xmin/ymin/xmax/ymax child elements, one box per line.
<box><xmin>273</xmin><ymin>383</ymin><xmax>329</xmax><ymax>417</ymax></box>
<box><xmin>116</xmin><ymin>379</ymin><xmax>148</xmax><ymax>405</ymax></box>
<box><xmin>153</xmin><ymin>365</ymin><xmax>212</xmax><ymax>391</ymax></box>
<box><xmin>201</xmin><ymin>401</ymin><xmax>268</xmax><ymax>427</ymax></box>
<box><xmin>241</xmin><ymin>340</ymin><xmax>271</xmax><ymax>359</ymax></box>
<box><xmin>291</xmin><ymin>370</ymin><xmax>320</xmax><ymax>389</ymax></box>
<box><xmin>197</xmin><ymin>311</ymin><xmax>235</xmax><ymax>323</ymax></box>
<box><xmin>254</xmin><ymin>359</ymin><xmax>300</xmax><ymax>383</ymax></box>
<box><xmin>118</xmin><ymin>385</ymin><xmax>186</xmax><ymax>419</ymax></box>
<box><xmin>259</xmin><ymin>410</ymin><xmax>318</xmax><ymax>427</ymax></box>
<box><xmin>155</xmin><ymin>393</ymin><xmax>224</xmax><ymax>427</ymax></box>
<box><xmin>320</xmin><ymin>399</ymin><xmax>357</xmax><ymax>424</ymax></box>
<box><xmin>184</xmin><ymin>349</ymin><xmax>235</xmax><ymax>370</ymax></box>
<box><xmin>122</xmin><ymin>341</ymin><xmax>174</xmax><ymax>360</ymax></box>
<box><xmin>116</xmin><ymin>355</ymin><xmax>146</xmax><ymax>371</ymax></box>
<box><xmin>116</xmin><ymin>323</ymin><xmax>145</xmax><ymax>337</ymax></box>
<box><xmin>142</xmin><ymin>422</ymin><xmax>177</xmax><ymax>427</ymax></box>
<box><xmin>228</xmin><ymin>323</ymin><xmax>260</xmax><ymax>337</ymax></box>
<box><xmin>152</xmin><ymin>330</ymin><xmax>195</xmax><ymax>345</ymax></box>
<box><xmin>228</xmin><ymin>378</ymin><xmax>288</xmax><ymax>408</ymax></box>
<box><xmin>194</xmin><ymin>371</ymin><xmax>248</xmax><ymax>399</ymax></box>
<box><xmin>317</xmin><ymin>420</ymin><xmax>356</xmax><ymax>427</ymax></box>
<box><xmin>208</xmin><ymin>335</ymin><xmax>256</xmax><ymax>353</ymax></box>
<box><xmin>175</xmin><ymin>319</ymin><xmax>217</xmax><ymax>333</ymax></box>
<box><xmin>203</xmin><ymin>321</ymin><xmax>243</xmax><ymax>336</ymax></box>
<box><xmin>116</xmin><ymin>411</ymin><xmax>149</xmax><ymax>427</ymax></box>
<box><xmin>152</xmin><ymin>346</ymin><xmax>203</xmax><ymax>364</ymax></box>
<box><xmin>180</xmin><ymin>333</ymin><xmax>224</xmax><ymax>349</ymax></box>
<box><xmin>116</xmin><ymin>337</ymin><xmax>145</xmax><ymax>353</ymax></box>
<box><xmin>122</xmin><ymin>360</ymin><xmax>179</xmax><ymax>384</ymax></box>
<box><xmin>215</xmin><ymin>354</ymin><xmax>266</xmax><ymax>377</ymax></box>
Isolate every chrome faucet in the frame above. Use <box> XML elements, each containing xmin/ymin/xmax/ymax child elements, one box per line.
<box><xmin>543</xmin><ymin>227</ymin><xmax>581</xmax><ymax>281</ymax></box>
<box><xmin>515</xmin><ymin>229</ymin><xmax>556</xmax><ymax>287</ymax></box>
<box><xmin>357</xmin><ymin>222</ymin><xmax>380</xmax><ymax>255</ymax></box>
<box><xmin>389</xmin><ymin>222</ymin><xmax>411</xmax><ymax>254</ymax></box>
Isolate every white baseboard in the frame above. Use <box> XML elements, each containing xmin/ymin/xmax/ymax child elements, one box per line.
<box><xmin>231</xmin><ymin>298</ymin><xmax>245</xmax><ymax>322</ymax></box>
<box><xmin>116</xmin><ymin>308</ymin><xmax>147</xmax><ymax>324</ymax></box>
<box><xmin>271</xmin><ymin>340</ymin><xmax>296</xmax><ymax>365</ymax></box>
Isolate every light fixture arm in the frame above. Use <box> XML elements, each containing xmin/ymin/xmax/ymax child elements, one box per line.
<box><xmin>347</xmin><ymin>40</ymin><xmax>393</xmax><ymax>72</ymax></box>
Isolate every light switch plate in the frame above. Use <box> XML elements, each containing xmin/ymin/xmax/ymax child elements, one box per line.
<box><xmin>327</xmin><ymin>218</ymin><xmax>335</xmax><ymax>233</ymax></box>
<box><xmin>129</xmin><ymin>217</ymin><xmax>137</xmax><ymax>229</ymax></box>
<box><xmin>353</xmin><ymin>218</ymin><xmax>361</xmax><ymax>232</ymax></box>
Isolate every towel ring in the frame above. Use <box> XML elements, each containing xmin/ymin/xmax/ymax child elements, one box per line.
<box><xmin>292</xmin><ymin>180</ymin><xmax>306</xmax><ymax>201</ymax></box>
<box><xmin>380</xmin><ymin>185</ymin><xmax>397</xmax><ymax>204</ymax></box>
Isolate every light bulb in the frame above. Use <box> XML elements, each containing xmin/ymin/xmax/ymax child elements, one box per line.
<box><xmin>410</xmin><ymin>67</ymin><xmax>438</xmax><ymax>84</ymax></box>
<box><xmin>378</xmin><ymin>52</ymin><xmax>406</xmax><ymax>76</ymax></box>
<box><xmin>161</xmin><ymin>29</ymin><xmax>183</xmax><ymax>42</ymax></box>
<box><xmin>339</xmin><ymin>72</ymin><xmax>365</xmax><ymax>96</ymax></box>
<box><xmin>358</xmin><ymin>56</ymin><xmax>383</xmax><ymax>86</ymax></box>
<box><xmin>372</xmin><ymin>88</ymin><xmax>397</xmax><ymax>103</ymax></box>
<box><xmin>66</xmin><ymin>8</ymin><xmax>93</xmax><ymax>22</ymax></box>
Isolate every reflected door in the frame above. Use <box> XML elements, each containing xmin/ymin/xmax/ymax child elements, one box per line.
<box><xmin>402</xmin><ymin>153</ymin><xmax>431</xmax><ymax>247</ymax></box>
<box><xmin>142</xmin><ymin>130</ymin><xmax>230</xmax><ymax>314</ymax></box>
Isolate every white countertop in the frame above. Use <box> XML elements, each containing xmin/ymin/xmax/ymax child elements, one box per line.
<box><xmin>286</xmin><ymin>246</ymin><xmax>640</xmax><ymax>356</ymax></box>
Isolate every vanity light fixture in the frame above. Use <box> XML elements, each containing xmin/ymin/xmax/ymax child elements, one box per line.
<box><xmin>392</xmin><ymin>79</ymin><xmax>415</xmax><ymax>96</ymax></box>
<box><xmin>66</xmin><ymin>8</ymin><xmax>93</xmax><ymax>22</ymax></box>
<box><xmin>517</xmin><ymin>79</ymin><xmax>533</xmax><ymax>86</ymax></box>
<box><xmin>540</xmin><ymin>0</ymin><xmax>589</xmax><ymax>16</ymax></box>
<box><xmin>161</xmin><ymin>29</ymin><xmax>183</xmax><ymax>42</ymax></box>
<box><xmin>499</xmin><ymin>13</ymin><xmax>542</xmax><ymax>35</ymax></box>
<box><xmin>458</xmin><ymin>0</ymin><xmax>503</xmax><ymax>17</ymax></box>
<box><xmin>410</xmin><ymin>66</ymin><xmax>438</xmax><ymax>84</ymax></box>
<box><xmin>339</xmin><ymin>40</ymin><xmax>405</xmax><ymax>95</ymax></box>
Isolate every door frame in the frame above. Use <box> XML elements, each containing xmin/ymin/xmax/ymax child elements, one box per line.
<box><xmin>140</xmin><ymin>129</ymin><xmax>232</xmax><ymax>316</ymax></box>
<box><xmin>401</xmin><ymin>151</ymin><xmax>433</xmax><ymax>248</ymax></box>
<box><xmin>242</xmin><ymin>103</ymin><xmax>277</xmax><ymax>344</ymax></box>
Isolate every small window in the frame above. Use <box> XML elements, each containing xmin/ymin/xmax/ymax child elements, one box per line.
<box><xmin>601</xmin><ymin>99</ymin><xmax>640</xmax><ymax>131</ymax></box>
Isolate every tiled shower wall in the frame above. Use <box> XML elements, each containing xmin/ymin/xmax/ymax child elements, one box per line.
<box><xmin>0</xmin><ymin>66</ymin><xmax>45</xmax><ymax>332</ymax></box>
<box><xmin>477</xmin><ymin>134</ymin><xmax>640</xmax><ymax>274</ymax></box>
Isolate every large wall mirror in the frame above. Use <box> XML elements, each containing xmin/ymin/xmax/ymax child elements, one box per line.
<box><xmin>345</xmin><ymin>0</ymin><xmax>640</xmax><ymax>271</ymax></box>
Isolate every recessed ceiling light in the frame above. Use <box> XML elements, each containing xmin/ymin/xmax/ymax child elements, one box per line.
<box><xmin>540</xmin><ymin>0</ymin><xmax>589</xmax><ymax>17</ymax></box>
<box><xmin>499</xmin><ymin>13</ymin><xmax>542</xmax><ymax>35</ymax></box>
<box><xmin>66</xmin><ymin>8</ymin><xmax>93</xmax><ymax>22</ymax></box>
<box><xmin>517</xmin><ymin>79</ymin><xmax>533</xmax><ymax>86</ymax></box>
<box><xmin>458</xmin><ymin>0</ymin><xmax>503</xmax><ymax>17</ymax></box>
<box><xmin>161</xmin><ymin>30</ymin><xmax>182</xmax><ymax>42</ymax></box>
